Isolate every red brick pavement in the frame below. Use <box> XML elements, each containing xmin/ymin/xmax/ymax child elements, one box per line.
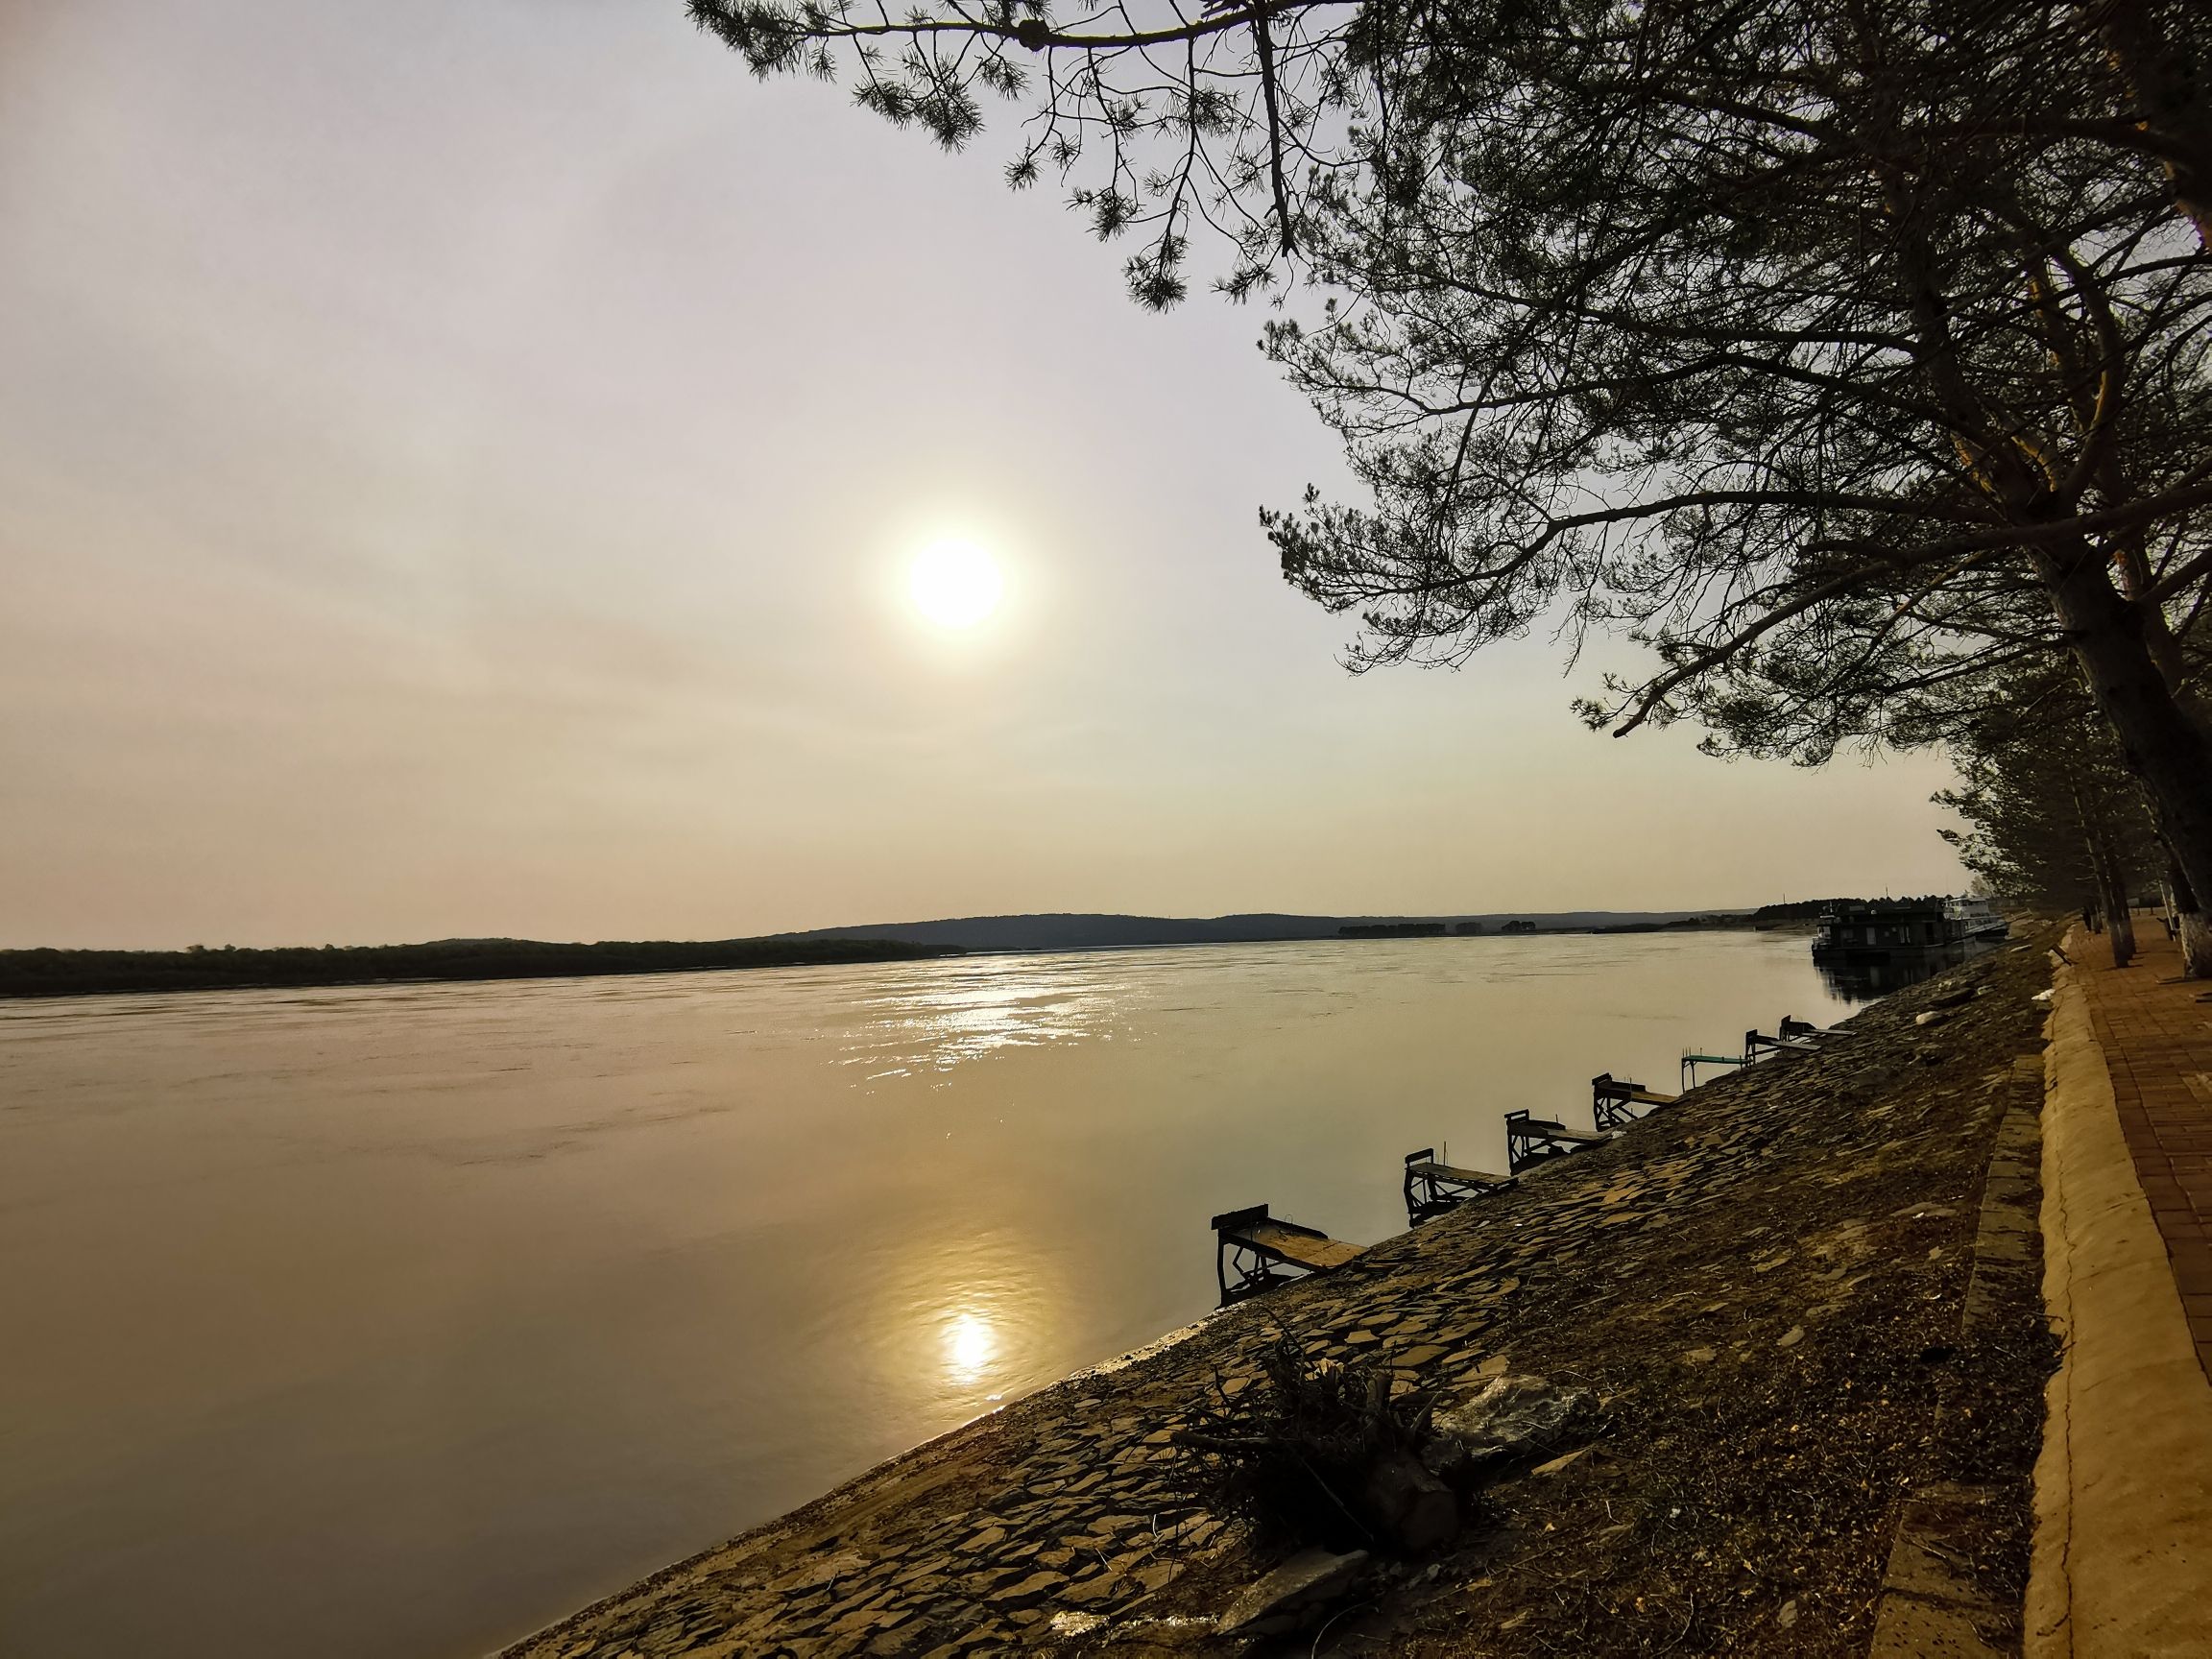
<box><xmin>2068</xmin><ymin>919</ymin><xmax>2212</xmax><ymax>1383</ymax></box>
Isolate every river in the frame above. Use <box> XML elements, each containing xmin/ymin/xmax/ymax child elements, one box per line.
<box><xmin>0</xmin><ymin>930</ymin><xmax>1859</xmax><ymax>1657</ymax></box>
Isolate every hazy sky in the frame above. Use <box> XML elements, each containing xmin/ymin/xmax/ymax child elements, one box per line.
<box><xmin>0</xmin><ymin>0</ymin><xmax>1966</xmax><ymax>950</ymax></box>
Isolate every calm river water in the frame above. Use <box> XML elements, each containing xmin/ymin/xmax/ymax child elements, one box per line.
<box><xmin>0</xmin><ymin>931</ymin><xmax>1860</xmax><ymax>1658</ymax></box>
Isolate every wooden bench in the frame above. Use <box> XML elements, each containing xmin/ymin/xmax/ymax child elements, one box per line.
<box><xmin>1402</xmin><ymin>1149</ymin><xmax>1515</xmax><ymax>1223</ymax></box>
<box><xmin>1680</xmin><ymin>1048</ymin><xmax>1750</xmax><ymax>1088</ymax></box>
<box><xmin>1744</xmin><ymin>1027</ymin><xmax>1819</xmax><ymax>1060</ymax></box>
<box><xmin>1503</xmin><ymin>1109</ymin><xmax>1609</xmax><ymax>1174</ymax></box>
<box><xmin>1591</xmin><ymin>1072</ymin><xmax>1679</xmax><ymax>1132</ymax></box>
<box><xmin>1211</xmin><ymin>1205</ymin><xmax>1364</xmax><ymax>1305</ymax></box>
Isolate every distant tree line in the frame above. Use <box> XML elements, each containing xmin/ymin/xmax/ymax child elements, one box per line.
<box><xmin>1937</xmin><ymin>664</ymin><xmax>2195</xmax><ymax>968</ymax></box>
<box><xmin>687</xmin><ymin>0</ymin><xmax>2212</xmax><ymax>975</ymax></box>
<box><xmin>1590</xmin><ymin>915</ymin><xmax>1748</xmax><ymax>934</ymax></box>
<box><xmin>0</xmin><ymin>938</ymin><xmax>954</xmax><ymax>1000</ymax></box>
<box><xmin>1750</xmin><ymin>900</ymin><xmax>1857</xmax><ymax>924</ymax></box>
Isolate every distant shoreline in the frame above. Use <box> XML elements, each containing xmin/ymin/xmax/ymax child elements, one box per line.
<box><xmin>0</xmin><ymin>938</ymin><xmax>957</xmax><ymax>1001</ymax></box>
<box><xmin>766</xmin><ymin>905</ymin><xmax>1769</xmax><ymax>955</ymax></box>
<box><xmin>0</xmin><ymin>908</ymin><xmax>1838</xmax><ymax>1001</ymax></box>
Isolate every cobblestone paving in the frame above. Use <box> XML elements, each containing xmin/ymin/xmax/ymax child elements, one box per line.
<box><xmin>2067</xmin><ymin>921</ymin><xmax>2212</xmax><ymax>1381</ymax></box>
<box><xmin>502</xmin><ymin>942</ymin><xmax>2055</xmax><ymax>1659</ymax></box>
<box><xmin>1865</xmin><ymin>1086</ymin><xmax>2043</xmax><ymax>1659</ymax></box>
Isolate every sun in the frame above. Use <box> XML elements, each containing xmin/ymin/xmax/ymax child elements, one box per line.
<box><xmin>909</xmin><ymin>540</ymin><xmax>1002</xmax><ymax>629</ymax></box>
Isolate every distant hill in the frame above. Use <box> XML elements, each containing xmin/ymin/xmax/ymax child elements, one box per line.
<box><xmin>766</xmin><ymin>909</ymin><xmax>1749</xmax><ymax>954</ymax></box>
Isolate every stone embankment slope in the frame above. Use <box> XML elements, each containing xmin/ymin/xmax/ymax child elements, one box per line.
<box><xmin>503</xmin><ymin>940</ymin><xmax>2059</xmax><ymax>1659</ymax></box>
<box><xmin>2029</xmin><ymin>924</ymin><xmax>2212</xmax><ymax>1658</ymax></box>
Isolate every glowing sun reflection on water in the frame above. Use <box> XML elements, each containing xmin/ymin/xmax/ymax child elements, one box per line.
<box><xmin>941</xmin><ymin>1310</ymin><xmax>998</xmax><ymax>1383</ymax></box>
<box><xmin>862</xmin><ymin>1225</ymin><xmax>1070</xmax><ymax>1416</ymax></box>
<box><xmin>842</xmin><ymin>955</ymin><xmax>1135</xmax><ymax>1077</ymax></box>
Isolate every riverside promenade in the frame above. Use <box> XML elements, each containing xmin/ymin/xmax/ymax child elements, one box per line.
<box><xmin>2068</xmin><ymin>926</ymin><xmax>2212</xmax><ymax>1377</ymax></box>
<box><xmin>502</xmin><ymin>940</ymin><xmax>2065</xmax><ymax>1658</ymax></box>
<box><xmin>2028</xmin><ymin>924</ymin><xmax>2212</xmax><ymax>1658</ymax></box>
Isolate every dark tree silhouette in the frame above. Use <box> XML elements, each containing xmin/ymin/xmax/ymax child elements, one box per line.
<box><xmin>1256</xmin><ymin>0</ymin><xmax>2212</xmax><ymax>928</ymax></box>
<box><xmin>1937</xmin><ymin>667</ymin><xmax>2164</xmax><ymax>966</ymax></box>
<box><xmin>687</xmin><ymin>0</ymin><xmax>2212</xmax><ymax>912</ymax></box>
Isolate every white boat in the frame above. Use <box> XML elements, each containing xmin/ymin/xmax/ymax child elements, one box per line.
<box><xmin>1944</xmin><ymin>896</ymin><xmax>2010</xmax><ymax>940</ymax></box>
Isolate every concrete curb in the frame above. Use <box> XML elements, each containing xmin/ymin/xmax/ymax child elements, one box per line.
<box><xmin>2027</xmin><ymin>956</ymin><xmax>2212</xmax><ymax>1658</ymax></box>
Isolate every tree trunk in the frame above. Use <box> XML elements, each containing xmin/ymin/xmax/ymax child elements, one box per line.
<box><xmin>2172</xmin><ymin>855</ymin><xmax>2212</xmax><ymax>976</ymax></box>
<box><xmin>2182</xmin><ymin>910</ymin><xmax>2212</xmax><ymax>975</ymax></box>
<box><xmin>2080</xmin><ymin>811</ymin><xmax>2137</xmax><ymax>968</ymax></box>
<box><xmin>2115</xmin><ymin>538</ymin><xmax>2212</xmax><ymax>976</ymax></box>
<box><xmin>2037</xmin><ymin>539</ymin><xmax>2212</xmax><ymax>936</ymax></box>
<box><xmin>2107</xmin><ymin>524</ymin><xmax>2212</xmax><ymax>977</ymax></box>
<box><xmin>2104</xmin><ymin>875</ymin><xmax>2139</xmax><ymax>968</ymax></box>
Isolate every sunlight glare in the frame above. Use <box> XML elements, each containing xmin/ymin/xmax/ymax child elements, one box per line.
<box><xmin>909</xmin><ymin>540</ymin><xmax>1003</xmax><ymax>629</ymax></box>
<box><xmin>943</xmin><ymin>1310</ymin><xmax>998</xmax><ymax>1382</ymax></box>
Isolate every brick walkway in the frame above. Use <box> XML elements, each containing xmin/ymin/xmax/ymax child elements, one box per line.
<box><xmin>2068</xmin><ymin>920</ymin><xmax>2212</xmax><ymax>1382</ymax></box>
